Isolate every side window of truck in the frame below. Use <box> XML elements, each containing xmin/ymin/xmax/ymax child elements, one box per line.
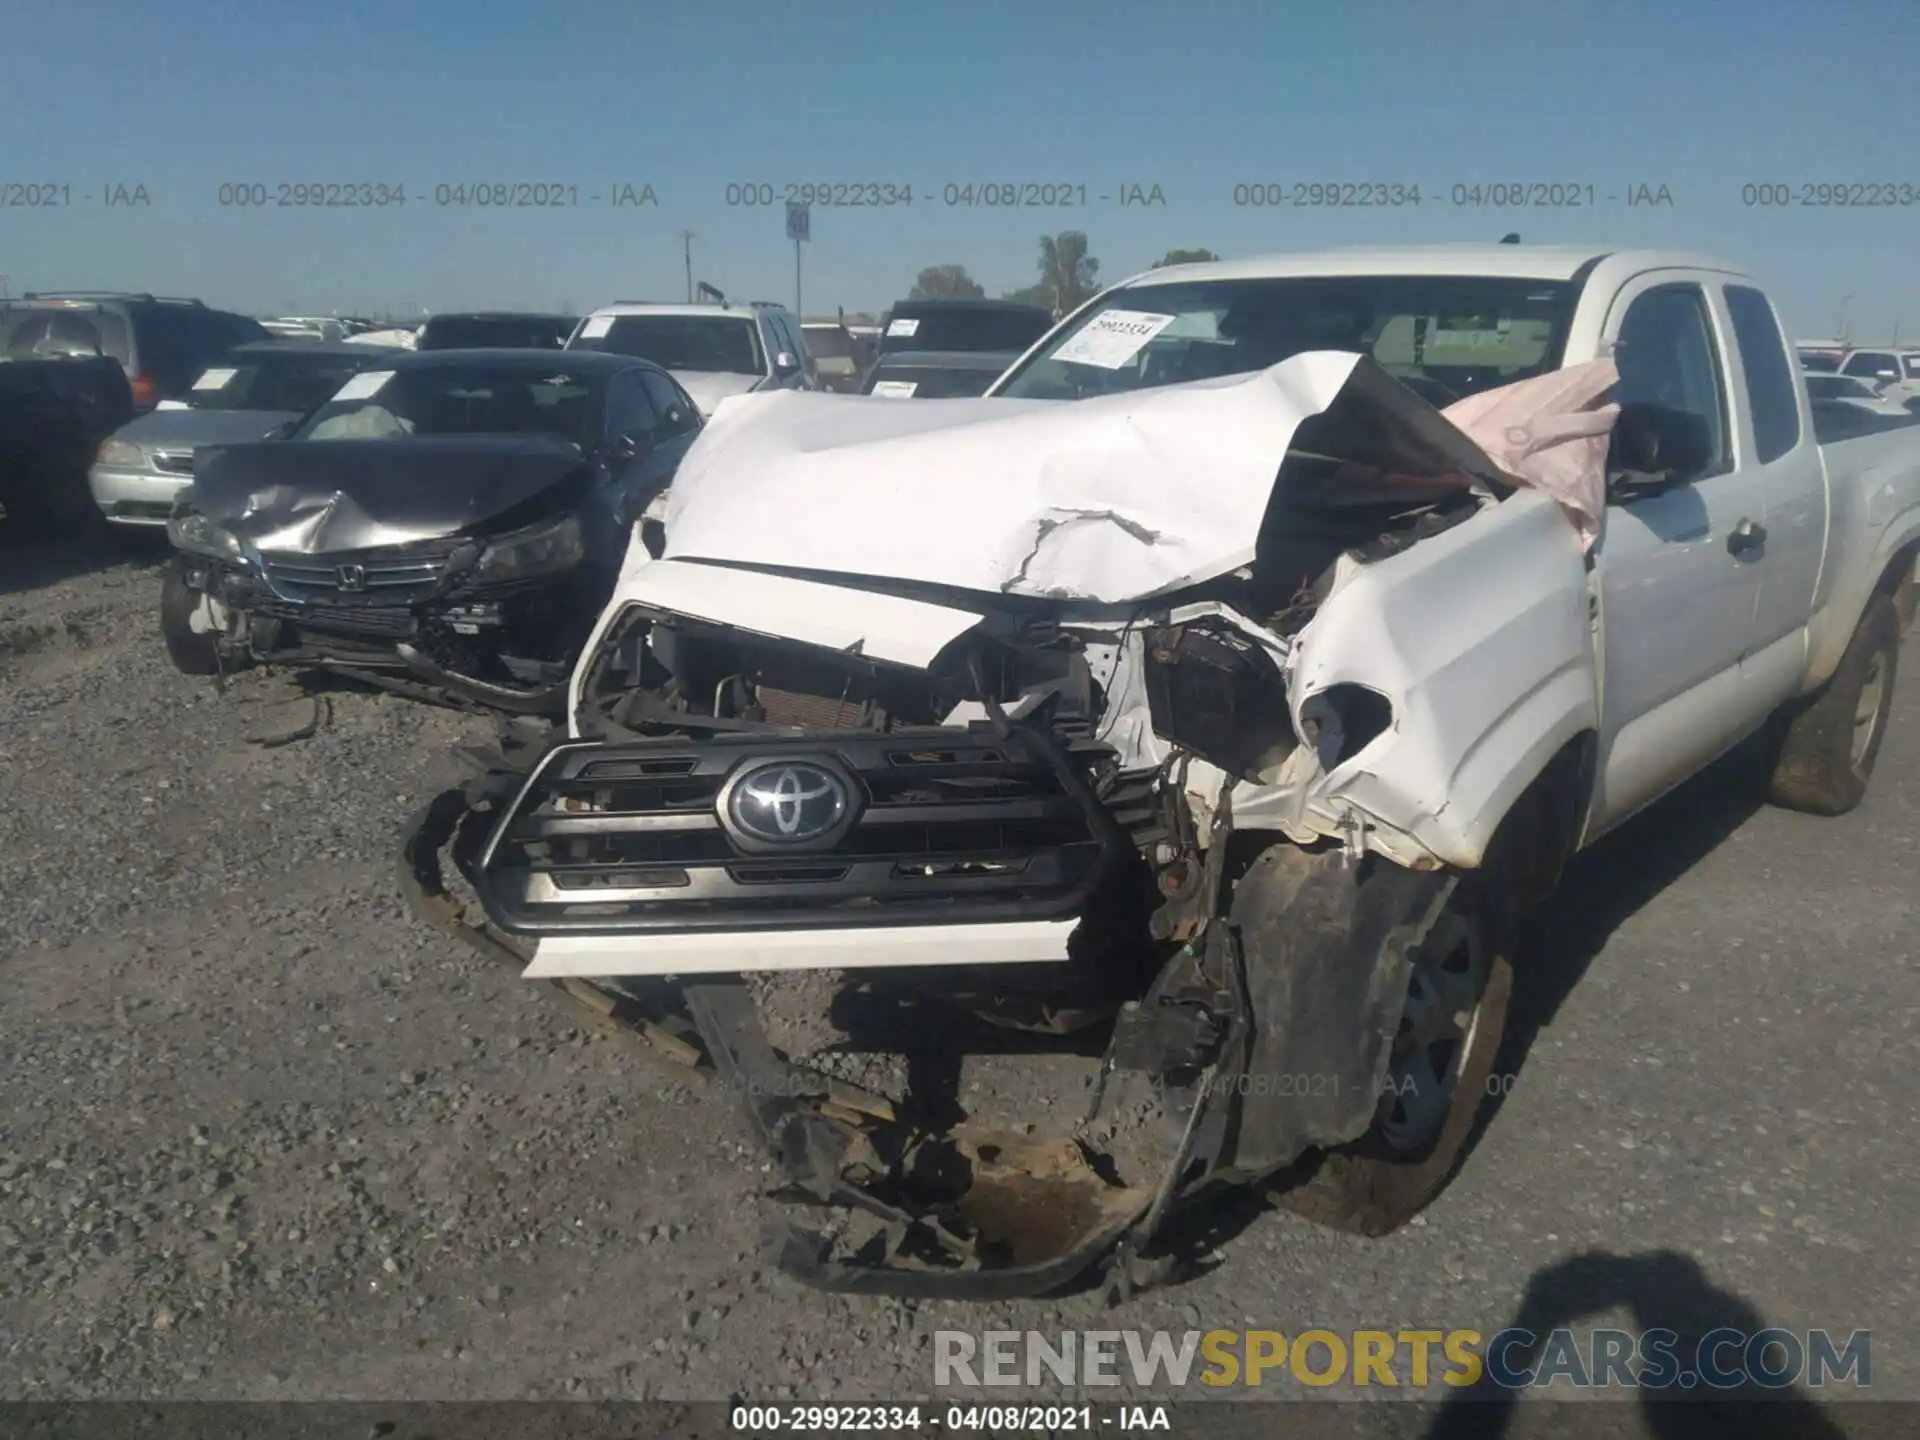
<box><xmin>1611</xmin><ymin>285</ymin><xmax>1731</xmax><ymax>479</ymax></box>
<box><xmin>1723</xmin><ymin>285</ymin><xmax>1802</xmax><ymax>464</ymax></box>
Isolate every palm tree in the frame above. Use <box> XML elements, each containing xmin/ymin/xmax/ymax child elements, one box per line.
<box><xmin>1037</xmin><ymin>232</ymin><xmax>1100</xmax><ymax>316</ymax></box>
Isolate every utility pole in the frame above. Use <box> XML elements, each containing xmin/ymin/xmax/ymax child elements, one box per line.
<box><xmin>678</xmin><ymin>230</ymin><xmax>697</xmax><ymax>302</ymax></box>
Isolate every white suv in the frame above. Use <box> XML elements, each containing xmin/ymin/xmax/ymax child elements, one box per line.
<box><xmin>565</xmin><ymin>299</ymin><xmax>814</xmax><ymax>415</ymax></box>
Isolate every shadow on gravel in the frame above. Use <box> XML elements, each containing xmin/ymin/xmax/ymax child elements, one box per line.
<box><xmin>1423</xmin><ymin>1248</ymin><xmax>1855</xmax><ymax>1439</ymax></box>
<box><xmin>0</xmin><ymin>520</ymin><xmax>170</xmax><ymax>597</ymax></box>
<box><xmin>1465</xmin><ymin>734</ymin><xmax>1774</xmax><ymax>1166</ymax></box>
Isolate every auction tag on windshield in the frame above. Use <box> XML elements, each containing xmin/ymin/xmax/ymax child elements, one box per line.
<box><xmin>886</xmin><ymin>317</ymin><xmax>920</xmax><ymax>337</ymax></box>
<box><xmin>871</xmin><ymin>380</ymin><xmax>918</xmax><ymax>398</ymax></box>
<box><xmin>332</xmin><ymin>369</ymin><xmax>393</xmax><ymax>402</ymax></box>
<box><xmin>192</xmin><ymin>368</ymin><xmax>238</xmax><ymax>390</ymax></box>
<box><xmin>578</xmin><ymin>315</ymin><xmax>614</xmax><ymax>339</ymax></box>
<box><xmin>1051</xmin><ymin>309</ymin><xmax>1178</xmax><ymax>369</ymax></box>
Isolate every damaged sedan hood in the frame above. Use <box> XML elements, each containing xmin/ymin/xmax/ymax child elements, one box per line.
<box><xmin>659</xmin><ymin>352</ymin><xmax>1505</xmax><ymax>604</ymax></box>
<box><xmin>189</xmin><ymin>434</ymin><xmax>593</xmax><ymax>552</ymax></box>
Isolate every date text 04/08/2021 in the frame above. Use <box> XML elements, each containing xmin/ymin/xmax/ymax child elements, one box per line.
<box><xmin>729</xmin><ymin>1404</ymin><xmax>1171</xmax><ymax>1432</ymax></box>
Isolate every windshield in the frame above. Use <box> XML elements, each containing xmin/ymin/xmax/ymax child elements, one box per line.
<box><xmin>187</xmin><ymin>352</ymin><xmax>382</xmax><ymax>413</ymax></box>
<box><xmin>880</xmin><ymin>307</ymin><xmax>1052</xmax><ymax>356</ymax></box>
<box><xmin>294</xmin><ymin>363</ymin><xmax>601</xmax><ymax>445</ymax></box>
<box><xmin>417</xmin><ymin>316</ymin><xmax>573</xmax><ymax>350</ymax></box>
<box><xmin>994</xmin><ymin>276</ymin><xmax>1578</xmax><ymax>406</ymax></box>
<box><xmin>571</xmin><ymin>315</ymin><xmax>764</xmax><ymax>375</ymax></box>
<box><xmin>0</xmin><ymin>304</ymin><xmax>133</xmax><ymax>366</ymax></box>
<box><xmin>864</xmin><ymin>362</ymin><xmax>1002</xmax><ymax>399</ymax></box>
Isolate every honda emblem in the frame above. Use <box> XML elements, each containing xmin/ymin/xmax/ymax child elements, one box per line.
<box><xmin>335</xmin><ymin>564</ymin><xmax>367</xmax><ymax>591</ymax></box>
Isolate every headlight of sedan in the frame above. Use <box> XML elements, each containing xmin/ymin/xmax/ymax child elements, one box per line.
<box><xmin>473</xmin><ymin>513</ymin><xmax>586</xmax><ymax>582</ymax></box>
<box><xmin>96</xmin><ymin>439</ymin><xmax>147</xmax><ymax>468</ymax></box>
<box><xmin>166</xmin><ymin>511</ymin><xmax>246</xmax><ymax>564</ymax></box>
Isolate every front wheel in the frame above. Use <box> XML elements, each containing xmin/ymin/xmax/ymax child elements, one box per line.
<box><xmin>1765</xmin><ymin>593</ymin><xmax>1900</xmax><ymax>816</ymax></box>
<box><xmin>159</xmin><ymin>559</ymin><xmax>228</xmax><ymax>676</ymax></box>
<box><xmin>1266</xmin><ymin>879</ymin><xmax>1514</xmax><ymax>1237</ymax></box>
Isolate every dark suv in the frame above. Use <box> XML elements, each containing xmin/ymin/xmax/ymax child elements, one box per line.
<box><xmin>0</xmin><ymin>292</ymin><xmax>270</xmax><ymax>411</ymax></box>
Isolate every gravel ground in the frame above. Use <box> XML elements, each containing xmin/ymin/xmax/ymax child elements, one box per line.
<box><xmin>2</xmin><ymin>534</ymin><xmax>1916</xmax><ymax>1422</ymax></box>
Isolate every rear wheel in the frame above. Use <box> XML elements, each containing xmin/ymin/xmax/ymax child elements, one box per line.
<box><xmin>1267</xmin><ymin>880</ymin><xmax>1513</xmax><ymax>1237</ymax></box>
<box><xmin>1766</xmin><ymin>593</ymin><xmax>1900</xmax><ymax>816</ymax></box>
<box><xmin>159</xmin><ymin>559</ymin><xmax>227</xmax><ymax>677</ymax></box>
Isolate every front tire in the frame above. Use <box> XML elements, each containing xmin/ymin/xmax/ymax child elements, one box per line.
<box><xmin>160</xmin><ymin>559</ymin><xmax>226</xmax><ymax>676</ymax></box>
<box><xmin>1766</xmin><ymin>593</ymin><xmax>1900</xmax><ymax>816</ymax></box>
<box><xmin>1265</xmin><ymin>877</ymin><xmax>1514</xmax><ymax>1237</ymax></box>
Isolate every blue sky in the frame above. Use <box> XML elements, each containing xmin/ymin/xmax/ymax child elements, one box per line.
<box><xmin>4</xmin><ymin>0</ymin><xmax>1918</xmax><ymax>337</ymax></box>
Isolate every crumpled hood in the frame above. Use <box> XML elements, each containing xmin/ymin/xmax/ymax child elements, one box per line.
<box><xmin>659</xmin><ymin>352</ymin><xmax>1505</xmax><ymax>604</ymax></box>
<box><xmin>190</xmin><ymin>434</ymin><xmax>591</xmax><ymax>553</ymax></box>
<box><xmin>108</xmin><ymin>407</ymin><xmax>305</xmax><ymax>450</ymax></box>
<box><xmin>670</xmin><ymin>370</ymin><xmax>763</xmax><ymax>416</ymax></box>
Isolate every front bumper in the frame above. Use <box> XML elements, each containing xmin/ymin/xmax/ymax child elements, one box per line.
<box><xmin>89</xmin><ymin>464</ymin><xmax>187</xmax><ymax>525</ymax></box>
<box><xmin>468</xmin><ymin>725</ymin><xmax>1128</xmax><ymax>970</ymax></box>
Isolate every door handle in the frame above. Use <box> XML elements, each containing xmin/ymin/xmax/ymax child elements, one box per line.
<box><xmin>1727</xmin><ymin>518</ymin><xmax>1767</xmax><ymax>557</ymax></box>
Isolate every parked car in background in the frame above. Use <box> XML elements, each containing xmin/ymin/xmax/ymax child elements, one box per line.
<box><xmin>260</xmin><ymin>315</ymin><xmax>350</xmax><ymax>343</ymax></box>
<box><xmin>1805</xmin><ymin>371</ymin><xmax>1913</xmax><ymax>419</ymax></box>
<box><xmin>160</xmin><ymin>347</ymin><xmax>704</xmax><ymax>715</ymax></box>
<box><xmin>88</xmin><ymin>341</ymin><xmax>402</xmax><ymax>528</ymax></box>
<box><xmin>345</xmin><ymin>325</ymin><xmax>420</xmax><ymax>349</ymax></box>
<box><xmin>1796</xmin><ymin>340</ymin><xmax>1847</xmax><ymax>372</ymax></box>
<box><xmin>800</xmin><ymin>321</ymin><xmax>865</xmax><ymax>392</ymax></box>
<box><xmin>415</xmin><ymin>312</ymin><xmax>576</xmax><ymax>351</ymax></box>
<box><xmin>0</xmin><ymin>292</ymin><xmax>270</xmax><ymax>411</ymax></box>
<box><xmin>859</xmin><ymin>349</ymin><xmax>1018</xmax><ymax>398</ymax></box>
<box><xmin>0</xmin><ymin>342</ymin><xmax>133</xmax><ymax>533</ymax></box>
<box><xmin>1836</xmin><ymin>347</ymin><xmax>1920</xmax><ymax>402</ymax></box>
<box><xmin>875</xmin><ymin>298</ymin><xmax>1054</xmax><ymax>361</ymax></box>
<box><xmin>565</xmin><ymin>299</ymin><xmax>813</xmax><ymax>415</ymax></box>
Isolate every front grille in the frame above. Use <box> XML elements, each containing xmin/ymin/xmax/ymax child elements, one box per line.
<box><xmin>473</xmin><ymin>728</ymin><xmax>1120</xmax><ymax>935</ymax></box>
<box><xmin>149</xmin><ymin>450</ymin><xmax>195</xmax><ymax>476</ymax></box>
<box><xmin>259</xmin><ymin>538</ymin><xmax>463</xmax><ymax>605</ymax></box>
<box><xmin>252</xmin><ymin>600</ymin><xmax>418</xmax><ymax>639</ymax></box>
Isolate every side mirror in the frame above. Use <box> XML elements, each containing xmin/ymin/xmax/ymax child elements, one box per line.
<box><xmin>1606</xmin><ymin>401</ymin><xmax>1713</xmax><ymax>501</ymax></box>
<box><xmin>263</xmin><ymin>419</ymin><xmax>298</xmax><ymax>441</ymax></box>
<box><xmin>610</xmin><ymin>428</ymin><xmax>650</xmax><ymax>462</ymax></box>
<box><xmin>773</xmin><ymin>350</ymin><xmax>800</xmax><ymax>376</ymax></box>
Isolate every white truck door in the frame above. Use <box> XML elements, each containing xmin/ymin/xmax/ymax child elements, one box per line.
<box><xmin>1587</xmin><ymin>276</ymin><xmax>1772</xmax><ymax>836</ymax></box>
<box><xmin>1717</xmin><ymin>282</ymin><xmax>1827</xmax><ymax>704</ymax></box>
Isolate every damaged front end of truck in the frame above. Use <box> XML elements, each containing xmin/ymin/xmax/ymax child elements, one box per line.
<box><xmin>403</xmin><ymin>353</ymin><xmax>1605</xmax><ymax>1299</ymax></box>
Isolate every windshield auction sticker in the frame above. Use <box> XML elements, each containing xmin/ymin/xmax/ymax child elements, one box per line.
<box><xmin>331</xmin><ymin>369</ymin><xmax>393</xmax><ymax>401</ymax></box>
<box><xmin>1051</xmin><ymin>309</ymin><xmax>1178</xmax><ymax>369</ymax></box>
<box><xmin>871</xmin><ymin>380</ymin><xmax>918</xmax><ymax>398</ymax></box>
<box><xmin>886</xmin><ymin>317</ymin><xmax>920</xmax><ymax>337</ymax></box>
<box><xmin>192</xmin><ymin>367</ymin><xmax>238</xmax><ymax>390</ymax></box>
<box><xmin>578</xmin><ymin>315</ymin><xmax>614</xmax><ymax>338</ymax></box>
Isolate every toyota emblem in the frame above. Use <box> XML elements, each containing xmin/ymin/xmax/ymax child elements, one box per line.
<box><xmin>335</xmin><ymin>563</ymin><xmax>367</xmax><ymax>592</ymax></box>
<box><xmin>723</xmin><ymin>761</ymin><xmax>852</xmax><ymax>846</ymax></box>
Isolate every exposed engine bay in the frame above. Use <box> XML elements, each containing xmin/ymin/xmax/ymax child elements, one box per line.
<box><xmin>402</xmin><ymin>353</ymin><xmax>1616</xmax><ymax>1299</ymax></box>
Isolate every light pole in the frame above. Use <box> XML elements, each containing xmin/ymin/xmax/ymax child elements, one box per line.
<box><xmin>678</xmin><ymin>230</ymin><xmax>697</xmax><ymax>302</ymax></box>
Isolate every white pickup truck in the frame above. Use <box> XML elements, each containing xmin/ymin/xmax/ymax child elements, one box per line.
<box><xmin>409</xmin><ymin>245</ymin><xmax>1920</xmax><ymax>1301</ymax></box>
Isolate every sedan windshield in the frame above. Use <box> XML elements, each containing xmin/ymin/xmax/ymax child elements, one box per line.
<box><xmin>188</xmin><ymin>352</ymin><xmax>384</xmax><ymax>414</ymax></box>
<box><xmin>295</xmin><ymin>363</ymin><xmax>601</xmax><ymax>446</ymax></box>
<box><xmin>571</xmin><ymin>315</ymin><xmax>763</xmax><ymax>375</ymax></box>
<box><xmin>994</xmin><ymin>276</ymin><xmax>1578</xmax><ymax>407</ymax></box>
